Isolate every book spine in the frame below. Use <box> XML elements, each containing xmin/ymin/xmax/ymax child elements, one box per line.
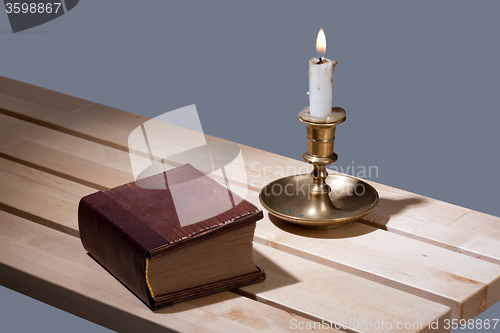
<box><xmin>78</xmin><ymin>191</ymin><xmax>154</xmax><ymax>308</ymax></box>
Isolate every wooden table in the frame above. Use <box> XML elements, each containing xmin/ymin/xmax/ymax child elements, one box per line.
<box><xmin>1</xmin><ymin>76</ymin><xmax>500</xmax><ymax>333</ymax></box>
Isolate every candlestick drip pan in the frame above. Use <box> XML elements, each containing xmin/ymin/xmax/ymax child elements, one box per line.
<box><xmin>259</xmin><ymin>173</ymin><xmax>378</xmax><ymax>229</ymax></box>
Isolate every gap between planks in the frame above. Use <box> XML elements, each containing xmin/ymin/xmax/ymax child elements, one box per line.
<box><xmin>0</xmin><ymin>210</ymin><xmax>450</xmax><ymax>333</ymax></box>
<box><xmin>0</xmin><ymin>153</ymin><xmax>406</xmax><ymax>331</ymax></box>
<box><xmin>2</xmin><ymin>78</ymin><xmax>500</xmax><ymax>320</ymax></box>
<box><xmin>0</xmin><ymin>211</ymin><xmax>323</xmax><ymax>333</ymax></box>
<box><xmin>1</xmin><ymin>108</ymin><xmax>499</xmax><ymax>269</ymax></box>
<box><xmin>0</xmin><ymin>155</ymin><xmax>497</xmax><ymax>320</ymax></box>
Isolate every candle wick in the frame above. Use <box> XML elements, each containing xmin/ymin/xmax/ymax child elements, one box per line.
<box><xmin>317</xmin><ymin>57</ymin><xmax>324</xmax><ymax>64</ymax></box>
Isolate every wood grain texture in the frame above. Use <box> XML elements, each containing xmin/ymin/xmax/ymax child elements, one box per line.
<box><xmin>0</xmin><ymin>211</ymin><xmax>321</xmax><ymax>333</ymax></box>
<box><xmin>0</xmin><ymin>112</ymin><xmax>500</xmax><ymax>319</ymax></box>
<box><xmin>451</xmin><ymin>211</ymin><xmax>500</xmax><ymax>239</ymax></box>
<box><xmin>244</xmin><ymin>190</ymin><xmax>500</xmax><ymax>320</ymax></box>
<box><xmin>0</xmin><ymin>113</ymin><xmax>498</xmax><ymax>319</ymax></box>
<box><xmin>254</xmin><ymin>202</ymin><xmax>500</xmax><ymax>319</ymax></box>
<box><xmin>3</xmin><ymin>75</ymin><xmax>500</xmax><ymax>330</ymax></box>
<box><xmin>0</xmin><ymin>157</ymin><xmax>94</xmax><ymax>236</ymax></box>
<box><xmin>0</xmin><ymin>156</ymin><xmax>454</xmax><ymax>330</ymax></box>
<box><xmin>0</xmin><ymin>113</ymin><xmax>138</xmax><ymax>190</ymax></box>
<box><xmin>1</xmin><ymin>76</ymin><xmax>497</xmax><ymax>268</ymax></box>
<box><xmin>243</xmin><ymin>243</ymin><xmax>451</xmax><ymax>333</ymax></box>
<box><xmin>411</xmin><ymin>221</ymin><xmax>500</xmax><ymax>265</ymax></box>
<box><xmin>0</xmin><ymin>76</ymin><xmax>145</xmax><ymax>150</ymax></box>
<box><xmin>0</xmin><ymin>76</ymin><xmax>93</xmax><ymax>114</ymax></box>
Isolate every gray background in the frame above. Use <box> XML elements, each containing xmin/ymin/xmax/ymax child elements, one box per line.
<box><xmin>1</xmin><ymin>0</ymin><xmax>499</xmax><ymax>332</ymax></box>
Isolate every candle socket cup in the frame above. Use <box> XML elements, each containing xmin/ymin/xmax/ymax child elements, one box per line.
<box><xmin>259</xmin><ymin>108</ymin><xmax>379</xmax><ymax>229</ymax></box>
<box><xmin>300</xmin><ymin>116</ymin><xmax>340</xmax><ymax>196</ymax></box>
<box><xmin>303</xmin><ymin>122</ymin><xmax>337</xmax><ymax>162</ymax></box>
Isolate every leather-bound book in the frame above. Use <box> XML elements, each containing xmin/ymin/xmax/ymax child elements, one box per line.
<box><xmin>78</xmin><ymin>164</ymin><xmax>265</xmax><ymax>309</ymax></box>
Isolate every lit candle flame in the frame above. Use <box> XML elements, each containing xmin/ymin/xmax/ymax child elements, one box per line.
<box><xmin>316</xmin><ymin>28</ymin><xmax>326</xmax><ymax>58</ymax></box>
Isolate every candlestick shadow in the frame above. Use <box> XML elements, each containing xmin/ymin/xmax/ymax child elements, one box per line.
<box><xmin>359</xmin><ymin>197</ymin><xmax>425</xmax><ymax>230</ymax></box>
<box><xmin>267</xmin><ymin>213</ymin><xmax>376</xmax><ymax>239</ymax></box>
<box><xmin>267</xmin><ymin>197</ymin><xmax>424</xmax><ymax>238</ymax></box>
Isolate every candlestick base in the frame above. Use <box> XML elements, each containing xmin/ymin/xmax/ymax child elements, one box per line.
<box><xmin>259</xmin><ymin>107</ymin><xmax>379</xmax><ymax>229</ymax></box>
<box><xmin>259</xmin><ymin>173</ymin><xmax>378</xmax><ymax>229</ymax></box>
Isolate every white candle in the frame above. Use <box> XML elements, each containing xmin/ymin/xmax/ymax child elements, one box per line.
<box><xmin>308</xmin><ymin>29</ymin><xmax>337</xmax><ymax>118</ymax></box>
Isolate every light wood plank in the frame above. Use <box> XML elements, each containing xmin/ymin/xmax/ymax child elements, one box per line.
<box><xmin>0</xmin><ymin>78</ymin><xmax>146</xmax><ymax>151</ymax></box>
<box><xmin>1</xmin><ymin>116</ymin><xmax>498</xmax><ymax>320</ymax></box>
<box><xmin>2</xmin><ymin>76</ymin><xmax>497</xmax><ymax>268</ymax></box>
<box><xmin>0</xmin><ymin>211</ymin><xmax>325</xmax><ymax>333</ymax></box>
<box><xmin>411</xmin><ymin>221</ymin><xmax>500</xmax><ymax>265</ymax></box>
<box><xmin>244</xmin><ymin>190</ymin><xmax>500</xmax><ymax>320</ymax></box>
<box><xmin>362</xmin><ymin>181</ymin><xmax>471</xmax><ymax>227</ymax></box>
<box><xmin>0</xmin><ymin>110</ymin><xmax>482</xmax><ymax>265</ymax></box>
<box><xmin>0</xmin><ymin>76</ymin><xmax>307</xmax><ymax>192</ymax></box>
<box><xmin>450</xmin><ymin>211</ymin><xmax>500</xmax><ymax>239</ymax></box>
<box><xmin>0</xmin><ymin>143</ymin><xmax>494</xmax><ymax>320</ymax></box>
<box><xmin>2</xmin><ymin>156</ymin><xmax>454</xmax><ymax>330</ymax></box>
<box><xmin>0</xmin><ymin>157</ymin><xmax>94</xmax><ymax>236</ymax></box>
<box><xmin>0</xmin><ymin>84</ymin><xmax>474</xmax><ymax>229</ymax></box>
<box><xmin>2</xmin><ymin>77</ymin><xmax>499</xmax><ymax>320</ymax></box>
<box><xmin>0</xmin><ymin>208</ymin><xmax>450</xmax><ymax>333</ymax></box>
<box><xmin>0</xmin><ymin>113</ymin><xmax>139</xmax><ymax>189</ymax></box>
<box><xmin>245</xmin><ymin>243</ymin><xmax>451</xmax><ymax>333</ymax></box>
<box><xmin>0</xmin><ymin>112</ymin><xmax>246</xmax><ymax>196</ymax></box>
<box><xmin>0</xmin><ymin>76</ymin><xmax>93</xmax><ymax>114</ymax></box>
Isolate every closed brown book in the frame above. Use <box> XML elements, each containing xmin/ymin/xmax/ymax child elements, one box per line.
<box><xmin>78</xmin><ymin>163</ymin><xmax>265</xmax><ymax>309</ymax></box>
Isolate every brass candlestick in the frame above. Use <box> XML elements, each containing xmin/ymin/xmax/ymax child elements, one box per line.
<box><xmin>259</xmin><ymin>107</ymin><xmax>379</xmax><ymax>229</ymax></box>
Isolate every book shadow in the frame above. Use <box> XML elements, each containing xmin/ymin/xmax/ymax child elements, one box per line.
<box><xmin>157</xmin><ymin>248</ymin><xmax>300</xmax><ymax>314</ymax></box>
